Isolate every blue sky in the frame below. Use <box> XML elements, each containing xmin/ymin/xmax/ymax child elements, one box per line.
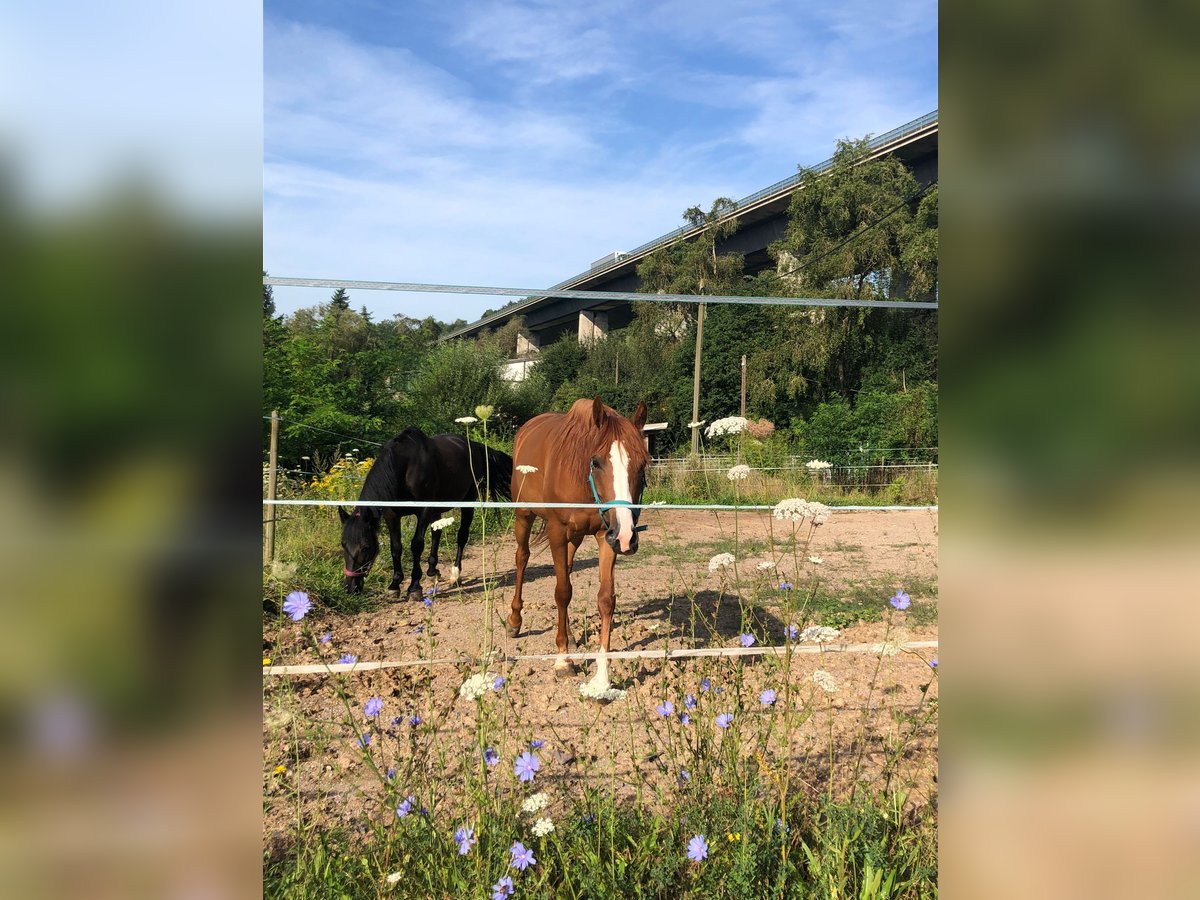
<box><xmin>264</xmin><ymin>0</ymin><xmax>937</xmax><ymax>321</ymax></box>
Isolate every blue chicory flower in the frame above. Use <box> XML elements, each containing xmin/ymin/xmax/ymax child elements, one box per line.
<box><xmin>760</xmin><ymin>688</ymin><xmax>777</xmax><ymax>706</ymax></box>
<box><xmin>509</xmin><ymin>840</ymin><xmax>537</xmax><ymax>871</ymax></box>
<box><xmin>739</xmin><ymin>633</ymin><xmax>756</xmax><ymax>648</ymax></box>
<box><xmin>363</xmin><ymin>697</ymin><xmax>383</xmax><ymax>718</ymax></box>
<box><xmin>715</xmin><ymin>713</ymin><xmax>734</xmax><ymax>729</ymax></box>
<box><xmin>529</xmin><ymin>739</ymin><xmax>544</xmax><ymax>749</ymax></box>
<box><xmin>408</xmin><ymin>714</ymin><xmax>421</xmax><ymax>727</ymax></box>
<box><xmin>687</xmin><ymin>834</ymin><xmax>708</xmax><ymax>861</ymax></box>
<box><xmin>494</xmin><ymin>675</ymin><xmax>506</xmax><ymax>690</ymax></box>
<box><xmin>684</xmin><ymin>694</ymin><xmax>697</xmax><ymax>709</ymax></box>
<box><xmin>396</xmin><ymin>795</ymin><xmax>415</xmax><ymax>817</ymax></box>
<box><xmin>514</xmin><ymin>751</ymin><xmax>540</xmax><ymax>783</ymax></box>
<box><xmin>890</xmin><ymin>590</ymin><xmax>911</xmax><ymax>610</ymax></box>
<box><xmin>491</xmin><ymin>875</ymin><xmax>515</xmax><ymax>900</ymax></box>
<box><xmin>339</xmin><ymin>654</ymin><xmax>357</xmax><ymax>665</ymax></box>
<box><xmin>656</xmin><ymin>700</ymin><xmax>674</xmax><ymax>717</ymax></box>
<box><xmin>484</xmin><ymin>748</ymin><xmax>499</xmax><ymax>767</ymax></box>
<box><xmin>454</xmin><ymin>825</ymin><xmax>476</xmax><ymax>855</ymax></box>
<box><xmin>282</xmin><ymin>591</ymin><xmax>311</xmax><ymax>621</ymax></box>
<box><xmin>319</xmin><ymin>632</ymin><xmax>331</xmax><ymax>644</ymax></box>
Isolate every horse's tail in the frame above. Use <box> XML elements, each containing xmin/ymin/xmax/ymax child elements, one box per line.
<box><xmin>483</xmin><ymin>447</ymin><xmax>513</xmax><ymax>500</ymax></box>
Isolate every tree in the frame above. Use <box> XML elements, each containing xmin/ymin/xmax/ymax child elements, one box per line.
<box><xmin>330</xmin><ymin>287</ymin><xmax>351</xmax><ymax>312</ymax></box>
<box><xmin>263</xmin><ymin>270</ymin><xmax>275</xmax><ymax>317</ymax></box>
<box><xmin>638</xmin><ymin>197</ymin><xmax>745</xmax><ymax>453</ymax></box>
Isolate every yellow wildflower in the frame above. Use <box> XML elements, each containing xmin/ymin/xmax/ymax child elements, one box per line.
<box><xmin>263</xmin><ymin>657</ymin><xmax>272</xmax><ymax>666</ymax></box>
<box><xmin>273</xmin><ymin>764</ymin><xmax>286</xmax><ymax>775</ymax></box>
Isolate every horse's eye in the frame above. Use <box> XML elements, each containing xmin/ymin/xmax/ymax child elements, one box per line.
<box><xmin>591</xmin><ymin>457</ymin><xmax>602</xmax><ymax>469</ymax></box>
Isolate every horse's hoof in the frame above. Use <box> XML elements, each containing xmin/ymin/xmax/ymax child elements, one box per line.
<box><xmin>405</xmin><ymin>589</ymin><xmax>422</xmax><ymax>601</ymax></box>
<box><xmin>505</xmin><ymin>624</ymin><xmax>521</xmax><ymax>638</ymax></box>
<box><xmin>554</xmin><ymin>663</ymin><xmax>578</xmax><ymax>679</ymax></box>
<box><xmin>387</xmin><ymin>588</ymin><xmax>401</xmax><ymax>597</ymax></box>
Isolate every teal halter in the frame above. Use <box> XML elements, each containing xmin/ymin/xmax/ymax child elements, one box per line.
<box><xmin>588</xmin><ymin>469</ymin><xmax>648</xmax><ymax>533</ymax></box>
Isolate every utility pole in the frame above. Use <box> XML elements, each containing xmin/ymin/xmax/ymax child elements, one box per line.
<box><xmin>689</xmin><ymin>302</ymin><xmax>706</xmax><ymax>456</ymax></box>
<box><xmin>740</xmin><ymin>354</ymin><xmax>747</xmax><ymax>416</ymax></box>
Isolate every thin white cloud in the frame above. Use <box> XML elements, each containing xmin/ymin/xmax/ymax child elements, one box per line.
<box><xmin>264</xmin><ymin>4</ymin><xmax>936</xmax><ymax>319</ymax></box>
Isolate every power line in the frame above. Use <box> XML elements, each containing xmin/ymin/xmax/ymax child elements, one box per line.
<box><xmin>263</xmin><ymin>416</ymin><xmax>385</xmax><ymax>447</ymax></box>
<box><xmin>264</xmin><ymin>277</ymin><xmax>938</xmax><ymax>311</ymax></box>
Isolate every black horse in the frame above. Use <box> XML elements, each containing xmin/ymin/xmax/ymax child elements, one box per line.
<box><xmin>339</xmin><ymin>427</ymin><xmax>513</xmax><ymax>598</ymax></box>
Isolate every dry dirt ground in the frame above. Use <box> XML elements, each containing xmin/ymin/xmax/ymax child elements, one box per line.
<box><xmin>263</xmin><ymin>509</ymin><xmax>938</xmax><ymax>845</ymax></box>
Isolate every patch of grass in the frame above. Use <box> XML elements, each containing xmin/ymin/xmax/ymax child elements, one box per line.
<box><xmin>264</xmin><ymin>784</ymin><xmax>937</xmax><ymax>899</ymax></box>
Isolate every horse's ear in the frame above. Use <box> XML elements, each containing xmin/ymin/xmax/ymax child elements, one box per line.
<box><xmin>338</xmin><ymin>507</ymin><xmax>351</xmax><ymax>523</ymax></box>
<box><xmin>591</xmin><ymin>396</ymin><xmax>605</xmax><ymax>429</ymax></box>
<box><xmin>631</xmin><ymin>401</ymin><xmax>648</xmax><ymax>432</ymax></box>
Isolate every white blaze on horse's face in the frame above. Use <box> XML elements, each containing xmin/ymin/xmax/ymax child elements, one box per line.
<box><xmin>608</xmin><ymin>440</ymin><xmax>636</xmax><ymax>552</ymax></box>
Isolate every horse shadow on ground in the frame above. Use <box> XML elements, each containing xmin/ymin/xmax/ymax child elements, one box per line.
<box><xmin>623</xmin><ymin>590</ymin><xmax>791</xmax><ymax>652</ymax></box>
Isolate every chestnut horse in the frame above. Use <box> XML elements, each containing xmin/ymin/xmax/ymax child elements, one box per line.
<box><xmin>508</xmin><ymin>397</ymin><xmax>649</xmax><ymax>694</ymax></box>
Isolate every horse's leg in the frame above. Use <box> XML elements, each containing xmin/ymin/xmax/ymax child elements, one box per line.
<box><xmin>405</xmin><ymin>510</ymin><xmax>428</xmax><ymax>599</ymax></box>
<box><xmin>549</xmin><ymin>520</ymin><xmax>577</xmax><ymax>678</ymax></box>
<box><xmin>426</xmin><ymin>509</ymin><xmax>444</xmax><ymax>578</ymax></box>
<box><xmin>566</xmin><ymin>531</ymin><xmax>585</xmax><ymax>574</ymax></box>
<box><xmin>583</xmin><ymin>532</ymin><xmax>618</xmax><ymax>694</ymax></box>
<box><xmin>507</xmin><ymin>512</ymin><xmax>533</xmax><ymax>638</ymax></box>
<box><xmin>451</xmin><ymin>507</ymin><xmax>474</xmax><ymax>584</ymax></box>
<box><xmin>384</xmin><ymin>510</ymin><xmax>404</xmax><ymax>595</ymax></box>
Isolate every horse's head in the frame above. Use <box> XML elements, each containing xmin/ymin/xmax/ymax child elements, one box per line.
<box><xmin>583</xmin><ymin>397</ymin><xmax>649</xmax><ymax>555</ymax></box>
<box><xmin>338</xmin><ymin>506</ymin><xmax>379</xmax><ymax>594</ymax></box>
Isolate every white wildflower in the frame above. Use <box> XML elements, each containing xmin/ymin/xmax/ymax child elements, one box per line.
<box><xmin>772</xmin><ymin>498</ymin><xmax>833</xmax><ymax>525</ymax></box>
<box><xmin>808</xmin><ymin>501</ymin><xmax>832</xmax><ymax>525</ymax></box>
<box><xmin>430</xmin><ymin>516</ymin><xmax>455</xmax><ymax>532</ymax></box>
<box><xmin>805</xmin><ymin>459</ymin><xmax>832</xmax><ymax>470</ymax></box>
<box><xmin>811</xmin><ymin>670</ymin><xmax>838</xmax><ymax>693</ymax></box>
<box><xmin>385</xmin><ymin>872</ymin><xmax>403</xmax><ymax>885</ymax></box>
<box><xmin>521</xmin><ymin>792</ymin><xmax>549</xmax><ymax>815</ymax></box>
<box><xmin>708</xmin><ymin>552</ymin><xmax>736</xmax><ymax>573</ymax></box>
<box><xmin>755</xmin><ymin>560</ymin><xmax>776</xmax><ymax>571</ymax></box>
<box><xmin>649</xmin><ymin>500</ymin><xmax>667</xmax><ymax>506</ymax></box>
<box><xmin>458</xmin><ymin>672</ymin><xmax>496</xmax><ymax>701</ymax></box>
<box><xmin>579</xmin><ymin>681</ymin><xmax>626</xmax><ymax>701</ymax></box>
<box><xmin>705</xmin><ymin>416</ymin><xmax>748</xmax><ymax>438</ymax></box>
<box><xmin>870</xmin><ymin>640</ymin><xmax>904</xmax><ymax>657</ymax></box>
<box><xmin>799</xmin><ymin>625</ymin><xmax>841</xmax><ymax>644</ymax></box>
<box><xmin>808</xmin><ymin>555</ymin><xmax>823</xmax><ymax>565</ymax></box>
<box><xmin>726</xmin><ymin>464</ymin><xmax>751</xmax><ymax>481</ymax></box>
<box><xmin>516</xmin><ymin>465</ymin><xmax>539</xmax><ymax>474</ymax></box>
<box><xmin>531</xmin><ymin>817</ymin><xmax>555</xmax><ymax>837</ymax></box>
<box><xmin>687</xmin><ymin>420</ymin><xmax>706</xmax><ymax>429</ymax></box>
<box><xmin>455</xmin><ymin>416</ymin><xmax>478</xmax><ymax>424</ymax></box>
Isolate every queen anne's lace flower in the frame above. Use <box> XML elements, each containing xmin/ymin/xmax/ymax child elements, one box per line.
<box><xmin>811</xmin><ymin>670</ymin><xmax>838</xmax><ymax>693</ymax></box>
<box><xmin>805</xmin><ymin>459</ymin><xmax>832</xmax><ymax>470</ymax></box>
<box><xmin>459</xmin><ymin>672</ymin><xmax>497</xmax><ymax>701</ymax></box>
<box><xmin>772</xmin><ymin>498</ymin><xmax>833</xmax><ymax>525</ymax></box>
<box><xmin>755</xmin><ymin>560</ymin><xmax>775</xmax><ymax>571</ymax></box>
<box><xmin>521</xmin><ymin>792</ymin><xmax>549</xmax><ymax>815</ymax></box>
<box><xmin>430</xmin><ymin>516</ymin><xmax>455</xmax><ymax>531</ymax></box>
<box><xmin>871</xmin><ymin>640</ymin><xmax>904</xmax><ymax>657</ymax></box>
<box><xmin>516</xmin><ymin>465</ymin><xmax>538</xmax><ymax>474</ymax></box>
<box><xmin>799</xmin><ymin>625</ymin><xmax>841</xmax><ymax>644</ymax></box>
<box><xmin>579</xmin><ymin>681</ymin><xmax>626</xmax><ymax>701</ymax></box>
<box><xmin>455</xmin><ymin>416</ymin><xmax>478</xmax><ymax>424</ymax></box>
<box><xmin>705</xmin><ymin>416</ymin><xmax>748</xmax><ymax>438</ymax></box>
<box><xmin>726</xmin><ymin>464</ymin><xmax>751</xmax><ymax>481</ymax></box>
<box><xmin>531</xmin><ymin>817</ymin><xmax>555</xmax><ymax>837</ymax></box>
<box><xmin>708</xmin><ymin>552</ymin><xmax>736</xmax><ymax>572</ymax></box>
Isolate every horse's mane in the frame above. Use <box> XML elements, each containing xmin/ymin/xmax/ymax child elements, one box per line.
<box><xmin>553</xmin><ymin>399</ymin><xmax>649</xmax><ymax>487</ymax></box>
<box><xmin>355</xmin><ymin>427</ymin><xmax>429</xmax><ymax>516</ymax></box>
<box><xmin>481</xmin><ymin>445</ymin><xmax>514</xmax><ymax>500</ymax></box>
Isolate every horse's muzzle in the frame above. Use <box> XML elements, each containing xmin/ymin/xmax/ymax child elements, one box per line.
<box><xmin>605</xmin><ymin>524</ymin><xmax>639</xmax><ymax>555</ymax></box>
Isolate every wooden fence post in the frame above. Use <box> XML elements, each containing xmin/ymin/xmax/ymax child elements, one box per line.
<box><xmin>265</xmin><ymin>410</ymin><xmax>279</xmax><ymax>566</ymax></box>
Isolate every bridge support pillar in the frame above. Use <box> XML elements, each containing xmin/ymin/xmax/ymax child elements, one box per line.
<box><xmin>578</xmin><ymin>309</ymin><xmax>608</xmax><ymax>345</ymax></box>
<box><xmin>516</xmin><ymin>331</ymin><xmax>540</xmax><ymax>356</ymax></box>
